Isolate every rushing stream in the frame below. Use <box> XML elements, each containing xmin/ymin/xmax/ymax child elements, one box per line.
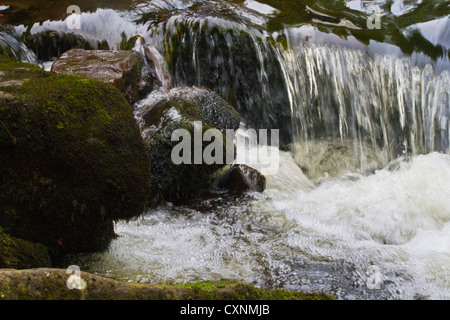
<box><xmin>1</xmin><ymin>0</ymin><xmax>449</xmax><ymax>299</ymax></box>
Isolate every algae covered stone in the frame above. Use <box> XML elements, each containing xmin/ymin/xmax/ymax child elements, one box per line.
<box><xmin>0</xmin><ymin>55</ymin><xmax>151</xmax><ymax>256</ymax></box>
<box><xmin>139</xmin><ymin>87</ymin><xmax>241</xmax><ymax>204</ymax></box>
<box><xmin>51</xmin><ymin>48</ymin><xmax>155</xmax><ymax>104</ymax></box>
<box><xmin>164</xmin><ymin>22</ymin><xmax>293</xmax><ymax>148</ymax></box>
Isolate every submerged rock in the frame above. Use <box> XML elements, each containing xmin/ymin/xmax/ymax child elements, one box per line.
<box><xmin>0</xmin><ymin>55</ymin><xmax>151</xmax><ymax>256</ymax></box>
<box><xmin>0</xmin><ymin>268</ymin><xmax>335</xmax><ymax>300</ymax></box>
<box><xmin>217</xmin><ymin>164</ymin><xmax>266</xmax><ymax>194</ymax></box>
<box><xmin>139</xmin><ymin>87</ymin><xmax>241</xmax><ymax>204</ymax></box>
<box><xmin>0</xmin><ymin>228</ymin><xmax>51</xmax><ymax>269</ymax></box>
<box><xmin>51</xmin><ymin>48</ymin><xmax>155</xmax><ymax>104</ymax></box>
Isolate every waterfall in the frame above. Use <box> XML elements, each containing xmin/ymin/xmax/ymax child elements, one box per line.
<box><xmin>276</xmin><ymin>42</ymin><xmax>450</xmax><ymax>179</ymax></box>
<box><xmin>158</xmin><ymin>18</ymin><xmax>294</xmax><ymax>148</ymax></box>
<box><xmin>159</xmin><ymin>18</ymin><xmax>450</xmax><ymax>179</ymax></box>
<box><xmin>9</xmin><ymin>3</ymin><xmax>447</xmax><ymax>300</ymax></box>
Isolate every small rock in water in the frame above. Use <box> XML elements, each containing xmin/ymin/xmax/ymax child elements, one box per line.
<box><xmin>218</xmin><ymin>164</ymin><xmax>266</xmax><ymax>194</ymax></box>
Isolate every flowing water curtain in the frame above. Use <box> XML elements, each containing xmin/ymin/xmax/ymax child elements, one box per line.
<box><xmin>159</xmin><ymin>18</ymin><xmax>294</xmax><ymax>148</ymax></box>
<box><xmin>275</xmin><ymin>39</ymin><xmax>450</xmax><ymax>178</ymax></box>
<box><xmin>0</xmin><ymin>30</ymin><xmax>39</xmax><ymax>65</ymax></box>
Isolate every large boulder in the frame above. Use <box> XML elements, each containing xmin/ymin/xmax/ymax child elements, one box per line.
<box><xmin>0</xmin><ymin>268</ymin><xmax>335</xmax><ymax>300</ymax></box>
<box><xmin>139</xmin><ymin>87</ymin><xmax>241</xmax><ymax>204</ymax></box>
<box><xmin>51</xmin><ymin>49</ymin><xmax>155</xmax><ymax>104</ymax></box>
<box><xmin>0</xmin><ymin>56</ymin><xmax>151</xmax><ymax>256</ymax></box>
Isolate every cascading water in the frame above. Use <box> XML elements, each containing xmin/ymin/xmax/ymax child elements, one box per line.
<box><xmin>157</xmin><ymin>17</ymin><xmax>449</xmax><ymax>178</ymax></box>
<box><xmin>2</xmin><ymin>0</ymin><xmax>449</xmax><ymax>300</ymax></box>
<box><xmin>156</xmin><ymin>17</ymin><xmax>294</xmax><ymax>148</ymax></box>
<box><xmin>276</xmin><ymin>41</ymin><xmax>450</xmax><ymax>179</ymax></box>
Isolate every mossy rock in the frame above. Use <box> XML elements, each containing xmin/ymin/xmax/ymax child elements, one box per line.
<box><xmin>174</xmin><ymin>280</ymin><xmax>335</xmax><ymax>300</ymax></box>
<box><xmin>0</xmin><ymin>227</ymin><xmax>51</xmax><ymax>269</ymax></box>
<box><xmin>141</xmin><ymin>87</ymin><xmax>241</xmax><ymax>204</ymax></box>
<box><xmin>0</xmin><ymin>55</ymin><xmax>151</xmax><ymax>257</ymax></box>
<box><xmin>22</xmin><ymin>30</ymin><xmax>94</xmax><ymax>61</ymax></box>
<box><xmin>51</xmin><ymin>49</ymin><xmax>155</xmax><ymax>105</ymax></box>
<box><xmin>119</xmin><ymin>33</ymin><xmax>142</xmax><ymax>51</ymax></box>
<box><xmin>0</xmin><ymin>269</ymin><xmax>335</xmax><ymax>300</ymax></box>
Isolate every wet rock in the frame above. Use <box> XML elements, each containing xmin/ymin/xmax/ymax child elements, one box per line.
<box><xmin>0</xmin><ymin>228</ymin><xmax>51</xmax><ymax>269</ymax></box>
<box><xmin>0</xmin><ymin>55</ymin><xmax>151</xmax><ymax>256</ymax></box>
<box><xmin>140</xmin><ymin>87</ymin><xmax>241</xmax><ymax>204</ymax></box>
<box><xmin>217</xmin><ymin>164</ymin><xmax>266</xmax><ymax>194</ymax></box>
<box><xmin>120</xmin><ymin>34</ymin><xmax>172</xmax><ymax>91</ymax></box>
<box><xmin>141</xmin><ymin>87</ymin><xmax>242</xmax><ymax>135</ymax></box>
<box><xmin>51</xmin><ymin>48</ymin><xmax>155</xmax><ymax>104</ymax></box>
<box><xmin>0</xmin><ymin>268</ymin><xmax>335</xmax><ymax>300</ymax></box>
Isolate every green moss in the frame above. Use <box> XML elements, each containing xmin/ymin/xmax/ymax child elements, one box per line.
<box><xmin>175</xmin><ymin>280</ymin><xmax>228</xmax><ymax>290</ymax></box>
<box><xmin>0</xmin><ymin>227</ymin><xmax>51</xmax><ymax>269</ymax></box>
<box><xmin>0</xmin><ymin>55</ymin><xmax>151</xmax><ymax>257</ymax></box>
<box><xmin>119</xmin><ymin>33</ymin><xmax>143</xmax><ymax>51</ymax></box>
<box><xmin>265</xmin><ymin>34</ymin><xmax>289</xmax><ymax>51</ymax></box>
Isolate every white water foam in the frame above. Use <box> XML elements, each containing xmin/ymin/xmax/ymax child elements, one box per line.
<box><xmin>71</xmin><ymin>151</ymin><xmax>450</xmax><ymax>299</ymax></box>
